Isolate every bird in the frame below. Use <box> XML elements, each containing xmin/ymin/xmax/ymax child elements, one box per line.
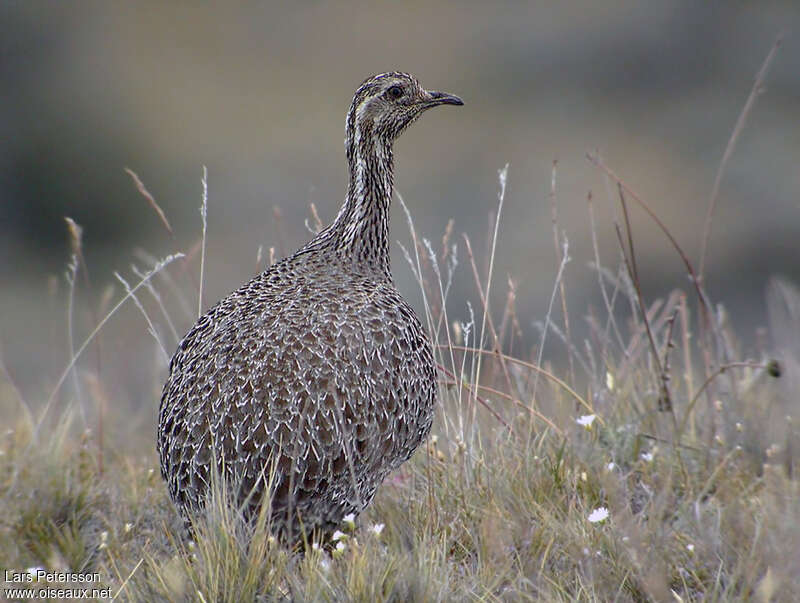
<box><xmin>157</xmin><ymin>72</ymin><xmax>463</xmax><ymax>545</ymax></box>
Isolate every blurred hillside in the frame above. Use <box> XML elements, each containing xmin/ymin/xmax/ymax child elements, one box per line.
<box><xmin>1</xmin><ymin>1</ymin><xmax>799</xmax><ymax>395</ymax></box>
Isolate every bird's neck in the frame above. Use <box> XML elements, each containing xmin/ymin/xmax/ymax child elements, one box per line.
<box><xmin>329</xmin><ymin>125</ymin><xmax>394</xmax><ymax>277</ymax></box>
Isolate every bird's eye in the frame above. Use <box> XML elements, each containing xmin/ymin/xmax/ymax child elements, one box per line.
<box><xmin>387</xmin><ymin>85</ymin><xmax>404</xmax><ymax>99</ymax></box>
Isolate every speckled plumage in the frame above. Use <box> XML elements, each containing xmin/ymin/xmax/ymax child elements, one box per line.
<box><xmin>158</xmin><ymin>72</ymin><xmax>462</xmax><ymax>543</ymax></box>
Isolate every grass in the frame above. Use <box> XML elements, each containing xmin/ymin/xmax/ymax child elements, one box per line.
<box><xmin>1</xmin><ymin>39</ymin><xmax>797</xmax><ymax>602</ymax></box>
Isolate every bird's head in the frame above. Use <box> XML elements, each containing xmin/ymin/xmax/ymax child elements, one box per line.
<box><xmin>345</xmin><ymin>72</ymin><xmax>463</xmax><ymax>151</ymax></box>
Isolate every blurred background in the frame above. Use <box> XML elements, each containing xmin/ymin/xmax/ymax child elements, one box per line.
<box><xmin>1</xmin><ymin>1</ymin><xmax>799</xmax><ymax>417</ymax></box>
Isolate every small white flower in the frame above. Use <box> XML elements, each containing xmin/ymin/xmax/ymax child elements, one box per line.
<box><xmin>686</xmin><ymin>543</ymin><xmax>695</xmax><ymax>553</ymax></box>
<box><xmin>370</xmin><ymin>523</ymin><xmax>385</xmax><ymax>536</ymax></box>
<box><xmin>580</xmin><ymin>471</ymin><xmax>587</xmax><ymax>482</ymax></box>
<box><xmin>606</xmin><ymin>371</ymin><xmax>615</xmax><ymax>392</ymax></box>
<box><xmin>622</xmin><ymin>536</ymin><xmax>629</xmax><ymax>543</ymax></box>
<box><xmin>331</xmin><ymin>530</ymin><xmax>346</xmax><ymax>542</ymax></box>
<box><xmin>640</xmin><ymin>452</ymin><xmax>654</xmax><ymax>462</ymax></box>
<box><xmin>606</xmin><ymin>462</ymin><xmax>616</xmax><ymax>471</ymax></box>
<box><xmin>588</xmin><ymin>507</ymin><xmax>609</xmax><ymax>523</ymax></box>
<box><xmin>311</xmin><ymin>542</ymin><xmax>321</xmax><ymax>552</ymax></box>
<box><xmin>27</xmin><ymin>567</ymin><xmax>44</xmax><ymax>580</ymax></box>
<box><xmin>582</xmin><ymin>547</ymin><xmax>590</xmax><ymax>556</ymax></box>
<box><xmin>576</xmin><ymin>414</ymin><xmax>596</xmax><ymax>429</ymax></box>
<box><xmin>331</xmin><ymin>539</ymin><xmax>347</xmax><ymax>558</ymax></box>
<box><xmin>124</xmin><ymin>522</ymin><xmax>133</xmax><ymax>533</ymax></box>
<box><xmin>343</xmin><ymin>513</ymin><xmax>356</xmax><ymax>527</ymax></box>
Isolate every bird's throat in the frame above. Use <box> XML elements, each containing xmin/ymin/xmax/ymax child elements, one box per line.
<box><xmin>334</xmin><ymin>130</ymin><xmax>394</xmax><ymax>277</ymax></box>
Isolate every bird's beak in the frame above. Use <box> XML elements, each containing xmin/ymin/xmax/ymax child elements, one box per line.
<box><xmin>423</xmin><ymin>90</ymin><xmax>464</xmax><ymax>107</ymax></box>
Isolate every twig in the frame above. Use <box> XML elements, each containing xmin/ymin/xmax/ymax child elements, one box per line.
<box><xmin>586</xmin><ymin>153</ymin><xmax>711</xmax><ymax>320</ymax></box>
<box><xmin>587</xmin><ymin>191</ymin><xmax>627</xmax><ymax>361</ymax></box>
<box><xmin>125</xmin><ymin>167</ymin><xmax>174</xmax><ymax>236</ymax></box>
<box><xmin>38</xmin><ymin>253</ymin><xmax>184</xmax><ymax>436</ymax></box>
<box><xmin>439</xmin><ymin>367</ymin><xmax>561</xmax><ymax>435</ymax></box>
<box><xmin>549</xmin><ymin>160</ymin><xmax>575</xmax><ymax>385</ymax></box>
<box><xmin>696</xmin><ymin>445</ymin><xmax>741</xmax><ymax>505</ymax></box>
<box><xmin>638</xmin><ymin>433</ymin><xmax>703</xmax><ymax>453</ymax></box>
<box><xmin>660</xmin><ymin>309</ymin><xmax>679</xmax><ymax>405</ymax></box>
<box><xmin>587</xmin><ymin>152</ymin><xmax>719</xmax><ymax>405</ymax></box>
<box><xmin>112</xmin><ymin>557</ymin><xmax>144</xmax><ymax>600</ymax></box>
<box><xmin>397</xmin><ymin>194</ymin><xmax>435</xmax><ymax>343</ymax></box>
<box><xmin>531</xmin><ymin>317</ymin><xmax>591</xmax><ymax>378</ymax></box>
<box><xmin>63</xmin><ymin>254</ymin><xmax>87</xmax><ymax>429</ymax></box>
<box><xmin>474</xmin><ymin>165</ymin><xmax>509</xmax><ymax>404</ymax></box>
<box><xmin>134</xmin><ymin>248</ymin><xmax>195</xmax><ymax>324</ymax></box>
<box><xmin>698</xmin><ymin>35</ymin><xmax>782</xmax><ymax>279</ymax></box>
<box><xmin>131</xmin><ymin>264</ymin><xmax>180</xmax><ymax>344</ymax></box>
<box><xmin>678</xmin><ymin>361</ymin><xmax>771</xmax><ymax>441</ymax></box>
<box><xmin>421</xmin><ymin>238</ymin><xmax>459</xmax><ymax>403</ymax></box>
<box><xmin>305</xmin><ymin>202</ymin><xmax>324</xmax><ymax>235</ymax></box>
<box><xmin>614</xmin><ymin>184</ymin><xmax>672</xmax><ymax>413</ymax></box>
<box><xmin>114</xmin><ymin>271</ymin><xmax>170</xmax><ymax>363</ymax></box>
<box><xmin>614</xmin><ymin>291</ymin><xmax>680</xmax><ymax>385</ymax></box>
<box><xmin>532</xmin><ymin>234</ymin><xmax>571</xmax><ymax>407</ymax></box>
<box><xmin>441</xmin><ymin>218</ymin><xmax>454</xmax><ymax>265</ymax></box>
<box><xmin>462</xmin><ymin>234</ymin><xmax>517</xmax><ymax>400</ymax></box>
<box><xmin>198</xmin><ymin>166</ymin><xmax>208</xmax><ymax>318</ymax></box>
<box><xmin>437</xmin><ymin>364</ymin><xmax>512</xmax><ymax>431</ymax></box>
<box><xmin>678</xmin><ymin>293</ymin><xmax>695</xmax><ymax>438</ymax></box>
<box><xmin>440</xmin><ymin>344</ymin><xmax>595</xmax><ymax>418</ymax></box>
